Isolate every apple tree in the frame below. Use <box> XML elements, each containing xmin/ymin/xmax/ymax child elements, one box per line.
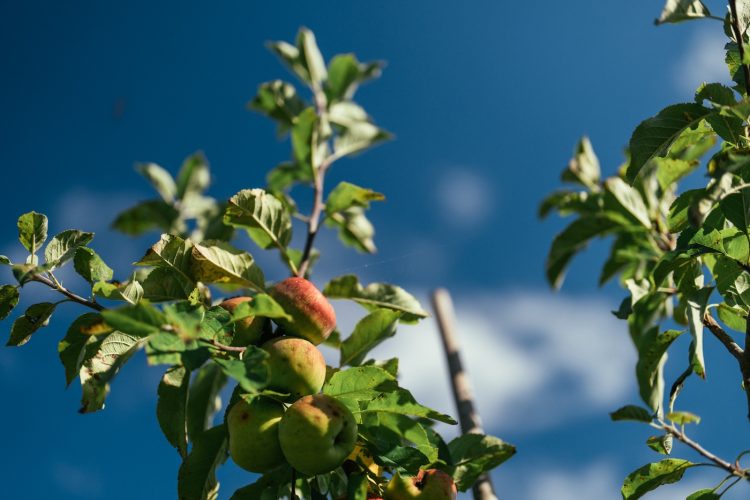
<box><xmin>0</xmin><ymin>28</ymin><xmax>515</xmax><ymax>499</ymax></box>
<box><xmin>542</xmin><ymin>1</ymin><xmax>750</xmax><ymax>498</ymax></box>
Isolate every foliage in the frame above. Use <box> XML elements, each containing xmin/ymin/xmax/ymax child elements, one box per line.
<box><xmin>542</xmin><ymin>1</ymin><xmax>750</xmax><ymax>496</ymax></box>
<box><xmin>1</xmin><ymin>28</ymin><xmax>514</xmax><ymax>498</ymax></box>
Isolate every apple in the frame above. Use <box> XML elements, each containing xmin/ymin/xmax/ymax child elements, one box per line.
<box><xmin>270</xmin><ymin>277</ymin><xmax>336</xmax><ymax>345</ymax></box>
<box><xmin>261</xmin><ymin>336</ymin><xmax>326</xmax><ymax>401</ymax></box>
<box><xmin>384</xmin><ymin>469</ymin><xmax>457</xmax><ymax>500</ymax></box>
<box><xmin>278</xmin><ymin>394</ymin><xmax>358</xmax><ymax>475</ymax></box>
<box><xmin>226</xmin><ymin>396</ymin><xmax>286</xmax><ymax>473</ymax></box>
<box><xmin>219</xmin><ymin>296</ymin><xmax>267</xmax><ymax>346</ymax></box>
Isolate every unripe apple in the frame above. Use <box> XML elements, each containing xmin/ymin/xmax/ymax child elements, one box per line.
<box><xmin>278</xmin><ymin>394</ymin><xmax>357</xmax><ymax>475</ymax></box>
<box><xmin>385</xmin><ymin>469</ymin><xmax>457</xmax><ymax>500</ymax></box>
<box><xmin>219</xmin><ymin>296</ymin><xmax>267</xmax><ymax>346</ymax></box>
<box><xmin>226</xmin><ymin>396</ymin><xmax>286</xmax><ymax>473</ymax></box>
<box><xmin>261</xmin><ymin>336</ymin><xmax>326</xmax><ymax>401</ymax></box>
<box><xmin>270</xmin><ymin>277</ymin><xmax>336</xmax><ymax>345</ymax></box>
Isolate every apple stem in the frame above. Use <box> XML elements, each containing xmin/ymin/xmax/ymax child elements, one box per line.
<box><xmin>290</xmin><ymin>466</ymin><xmax>297</xmax><ymax>500</ymax></box>
<box><xmin>431</xmin><ymin>288</ymin><xmax>498</xmax><ymax>500</ymax></box>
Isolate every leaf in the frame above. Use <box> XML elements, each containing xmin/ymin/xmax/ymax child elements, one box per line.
<box><xmin>666</xmin><ymin>411</ymin><xmax>701</xmax><ymax>425</ymax></box>
<box><xmin>561</xmin><ymin>136</ymin><xmax>600</xmax><ymax>189</ymax></box>
<box><xmin>191</xmin><ymin>241</ymin><xmax>265</xmax><ymax>291</ymax></box>
<box><xmin>136</xmin><ymin>234</ymin><xmax>195</xmax><ymax>283</ymax></box>
<box><xmin>626</xmin><ymin>103</ymin><xmax>713</xmax><ymax>183</ymax></box>
<box><xmin>686</xmin><ymin>287</ymin><xmax>712</xmax><ymax>378</ymax></box>
<box><xmin>326</xmin><ymin>206</ymin><xmax>378</xmax><ymax>253</ymax></box>
<box><xmin>137</xmin><ymin>162</ymin><xmax>177</xmax><ymax>202</ymax></box>
<box><xmin>621</xmin><ymin>459</ymin><xmax>695</xmax><ymax>499</ymax></box>
<box><xmin>334</xmin><ymin>121</ymin><xmax>391</xmax><ymax>157</ymax></box>
<box><xmin>101</xmin><ymin>302</ymin><xmax>166</xmax><ymax>337</ymax></box>
<box><xmin>717</xmin><ymin>302</ymin><xmax>746</xmax><ymax>332</ymax></box>
<box><xmin>141</xmin><ymin>268</ymin><xmax>197</xmax><ymax>302</ymax></box>
<box><xmin>340</xmin><ymin>309</ymin><xmax>401</xmax><ymax>366</ymax></box>
<box><xmin>187</xmin><ymin>363</ymin><xmax>228</xmax><ymax>444</ymax></box>
<box><xmin>58</xmin><ymin>313</ymin><xmax>109</xmax><ymax>386</ymax></box>
<box><xmin>228</xmin><ymin>293</ymin><xmax>292</xmax><ymax>322</ymax></box>
<box><xmin>373</xmin><ymin>413</ymin><xmax>439</xmax><ymax>464</ymax></box>
<box><xmin>323</xmin><ymin>275</ymin><xmax>428</xmax><ymax>322</ymax></box>
<box><xmin>296</xmin><ymin>27</ymin><xmax>327</xmax><ymax>86</ymax></box>
<box><xmin>668</xmin><ymin>189</ymin><xmax>706</xmax><ymax>233</ymax></box>
<box><xmin>93</xmin><ymin>279</ymin><xmax>144</xmax><ymax>305</ymax></box>
<box><xmin>609</xmin><ymin>405</ymin><xmax>654</xmax><ymax>423</ymax></box>
<box><xmin>266</xmin><ymin>161</ymin><xmax>313</xmax><ymax>192</ymax></box>
<box><xmin>177</xmin><ymin>424</ymin><xmax>227</xmax><ymax>500</ymax></box>
<box><xmin>655</xmin><ymin>0</ymin><xmax>711</xmax><ymax>25</ymax></box>
<box><xmin>249</xmin><ymin>80</ymin><xmax>306</xmax><ymax>133</ymax></box>
<box><xmin>325</xmin><ymin>53</ymin><xmax>382</xmax><ymax>101</ymax></box>
<box><xmin>0</xmin><ymin>256</ymin><xmax>9</xmax><ymax>265</ymax></box>
<box><xmin>157</xmin><ymin>365</ymin><xmax>190</xmax><ymax>458</ymax></box>
<box><xmin>224</xmin><ymin>189</ymin><xmax>293</xmax><ymax>252</ymax></box>
<box><xmin>646</xmin><ymin>435</ymin><xmax>673</xmax><ymax>455</ymax></box>
<box><xmin>176</xmin><ymin>152</ymin><xmax>210</xmax><ymax>201</ymax></box>
<box><xmin>654</xmin><ymin>158</ymin><xmax>699</xmax><ymax>190</ymax></box>
<box><xmin>7</xmin><ymin>302</ymin><xmax>56</xmax><ymax>346</ymax></box>
<box><xmin>721</xmin><ymin>187</ymin><xmax>750</xmax><ymax>233</ymax></box>
<box><xmin>212</xmin><ymin>346</ymin><xmax>269</xmax><ymax>393</ymax></box>
<box><xmin>43</xmin><ymin>230</ymin><xmax>94</xmax><ymax>270</ymax></box>
<box><xmin>636</xmin><ymin>329</ymin><xmax>685</xmax><ymax>412</ymax></box>
<box><xmin>604</xmin><ymin>178</ymin><xmax>652</xmax><ymax>227</ymax></box>
<box><xmin>448</xmin><ymin>434</ymin><xmax>516</xmax><ymax>492</ymax></box>
<box><xmin>73</xmin><ymin>247</ymin><xmax>113</xmax><ymax>283</ymax></box>
<box><xmin>362</xmin><ymin>389</ymin><xmax>457</xmax><ymax>424</ymax></box>
<box><xmin>0</xmin><ymin>285</ymin><xmax>20</xmax><ymax>320</ymax></box>
<box><xmin>326</xmin><ymin>181</ymin><xmax>384</xmax><ymax>215</ymax></box>
<box><xmin>17</xmin><ymin>211</ymin><xmax>48</xmax><ymax>254</ymax></box>
<box><xmin>111</xmin><ymin>200</ymin><xmax>180</xmax><ymax>236</ymax></box>
<box><xmin>291</xmin><ymin>107</ymin><xmax>317</xmax><ymax>172</ymax></box>
<box><xmin>324</xmin><ymin>366</ymin><xmax>399</xmax><ymax>409</ymax></box>
<box><xmin>79</xmin><ymin>330</ymin><xmax>148</xmax><ymax>412</ymax></box>
<box><xmin>686</xmin><ymin>489</ymin><xmax>720</xmax><ymax>500</ymax></box>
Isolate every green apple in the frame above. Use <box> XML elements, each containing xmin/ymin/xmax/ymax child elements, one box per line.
<box><xmin>226</xmin><ymin>396</ymin><xmax>286</xmax><ymax>473</ymax></box>
<box><xmin>278</xmin><ymin>394</ymin><xmax>358</xmax><ymax>475</ymax></box>
<box><xmin>219</xmin><ymin>296</ymin><xmax>267</xmax><ymax>346</ymax></box>
<box><xmin>384</xmin><ymin>469</ymin><xmax>457</xmax><ymax>500</ymax></box>
<box><xmin>262</xmin><ymin>336</ymin><xmax>326</xmax><ymax>401</ymax></box>
<box><xmin>270</xmin><ymin>277</ymin><xmax>336</xmax><ymax>345</ymax></box>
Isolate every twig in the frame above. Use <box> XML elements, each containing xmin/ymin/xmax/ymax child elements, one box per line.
<box><xmin>660</xmin><ymin>421</ymin><xmax>749</xmax><ymax>480</ymax></box>
<box><xmin>744</xmin><ymin>313</ymin><xmax>750</xmax><ymax>422</ymax></box>
<box><xmin>202</xmin><ymin>338</ymin><xmax>247</xmax><ymax>353</ymax></box>
<box><xmin>431</xmin><ymin>288</ymin><xmax>497</xmax><ymax>500</ymax></box>
<box><xmin>290</xmin><ymin>467</ymin><xmax>297</xmax><ymax>500</ymax></box>
<box><xmin>729</xmin><ymin>0</ymin><xmax>750</xmax><ymax>97</ymax></box>
<box><xmin>30</xmin><ymin>274</ymin><xmax>104</xmax><ymax>311</ymax></box>
<box><xmin>703</xmin><ymin>313</ymin><xmax>744</xmax><ymax>363</ymax></box>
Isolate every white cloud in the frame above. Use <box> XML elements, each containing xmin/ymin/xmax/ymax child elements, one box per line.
<box><xmin>333</xmin><ymin>289</ymin><xmax>635</xmax><ymax>436</ymax></box>
<box><xmin>51</xmin><ymin>461</ymin><xmax>103</xmax><ymax>498</ymax></box>
<box><xmin>672</xmin><ymin>27</ymin><xmax>731</xmax><ymax>96</ymax></box>
<box><xmin>434</xmin><ymin>168</ymin><xmax>495</xmax><ymax>228</ymax></box>
<box><xmin>526</xmin><ymin>462</ymin><xmax>618</xmax><ymax>500</ymax></box>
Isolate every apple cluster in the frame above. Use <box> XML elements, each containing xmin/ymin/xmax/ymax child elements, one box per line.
<box><xmin>222</xmin><ymin>277</ymin><xmax>357</xmax><ymax>477</ymax></box>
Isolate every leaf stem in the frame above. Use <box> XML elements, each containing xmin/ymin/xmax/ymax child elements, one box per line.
<box><xmin>202</xmin><ymin>338</ymin><xmax>247</xmax><ymax>353</ymax></box>
<box><xmin>30</xmin><ymin>274</ymin><xmax>104</xmax><ymax>311</ymax></box>
<box><xmin>729</xmin><ymin>0</ymin><xmax>750</xmax><ymax>97</ymax></box>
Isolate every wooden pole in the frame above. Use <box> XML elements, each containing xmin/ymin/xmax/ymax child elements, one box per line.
<box><xmin>431</xmin><ymin>288</ymin><xmax>497</xmax><ymax>500</ymax></box>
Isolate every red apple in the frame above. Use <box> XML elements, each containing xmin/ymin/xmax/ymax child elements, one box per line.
<box><xmin>219</xmin><ymin>296</ymin><xmax>267</xmax><ymax>346</ymax></box>
<box><xmin>385</xmin><ymin>469</ymin><xmax>457</xmax><ymax>500</ymax></box>
<box><xmin>261</xmin><ymin>336</ymin><xmax>326</xmax><ymax>401</ymax></box>
<box><xmin>270</xmin><ymin>277</ymin><xmax>336</xmax><ymax>345</ymax></box>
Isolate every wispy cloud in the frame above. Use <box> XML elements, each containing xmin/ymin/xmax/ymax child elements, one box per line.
<box><xmin>51</xmin><ymin>461</ymin><xmax>104</xmax><ymax>498</ymax></box>
<box><xmin>434</xmin><ymin>168</ymin><xmax>495</xmax><ymax>228</ymax></box>
<box><xmin>672</xmin><ymin>26</ymin><xmax>731</xmax><ymax>96</ymax></box>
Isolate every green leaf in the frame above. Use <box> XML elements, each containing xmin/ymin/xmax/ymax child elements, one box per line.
<box><xmin>346</xmin><ymin>473</ymin><xmax>368</xmax><ymax>500</ymax></box>
<box><xmin>636</xmin><ymin>329</ymin><xmax>685</xmax><ymax>412</ymax></box>
<box><xmin>111</xmin><ymin>200</ymin><xmax>180</xmax><ymax>236</ymax></box>
<box><xmin>136</xmin><ymin>234</ymin><xmax>195</xmax><ymax>282</ymax></box>
<box><xmin>224</xmin><ymin>189</ymin><xmax>293</xmax><ymax>252</ymax></box>
<box><xmin>296</xmin><ymin>27</ymin><xmax>327</xmax><ymax>86</ymax></box>
<box><xmin>17</xmin><ymin>211</ymin><xmax>48</xmax><ymax>254</ymax></box>
<box><xmin>93</xmin><ymin>278</ymin><xmax>144</xmax><ymax>305</ymax></box>
<box><xmin>621</xmin><ymin>459</ymin><xmax>695</xmax><ymax>499</ymax></box>
<box><xmin>0</xmin><ymin>285</ymin><xmax>20</xmax><ymax>320</ymax></box>
<box><xmin>212</xmin><ymin>346</ymin><xmax>269</xmax><ymax>393</ymax></box>
<box><xmin>340</xmin><ymin>309</ymin><xmax>401</xmax><ymax>366</ymax></box>
<box><xmin>626</xmin><ymin>103</ymin><xmax>713</xmax><ymax>183</ymax></box>
<box><xmin>561</xmin><ymin>136</ymin><xmax>600</xmax><ymax>189</ymax></box>
<box><xmin>79</xmin><ymin>330</ymin><xmax>148</xmax><ymax>413</ymax></box>
<box><xmin>656</xmin><ymin>0</ymin><xmax>711</xmax><ymax>25</ymax></box>
<box><xmin>187</xmin><ymin>363</ymin><xmax>228</xmax><ymax>444</ymax></box>
<box><xmin>249</xmin><ymin>80</ymin><xmax>306</xmax><ymax>134</ymax></box>
<box><xmin>7</xmin><ymin>302</ymin><xmax>56</xmax><ymax>346</ymax></box>
<box><xmin>609</xmin><ymin>405</ymin><xmax>654</xmax><ymax>423</ymax></box>
<box><xmin>324</xmin><ymin>365</ymin><xmax>399</xmax><ymax>410</ymax></box>
<box><xmin>326</xmin><ymin>181</ymin><xmax>384</xmax><ymax>215</ymax></box>
<box><xmin>323</xmin><ymin>275</ymin><xmax>428</xmax><ymax>322</ymax></box>
<box><xmin>448</xmin><ymin>434</ymin><xmax>516</xmax><ymax>492</ymax></box>
<box><xmin>101</xmin><ymin>302</ymin><xmax>166</xmax><ymax>337</ymax></box>
<box><xmin>721</xmin><ymin>187</ymin><xmax>750</xmax><ymax>233</ymax></box>
<box><xmin>654</xmin><ymin>158</ymin><xmax>698</xmax><ymax>191</ymax></box>
<box><xmin>686</xmin><ymin>489</ymin><xmax>720</xmax><ymax>500</ymax></box>
<box><xmin>604</xmin><ymin>178</ymin><xmax>652</xmax><ymax>227</ymax></box>
<box><xmin>325</xmin><ymin>53</ymin><xmax>382</xmax><ymax>102</ymax></box>
<box><xmin>176</xmin><ymin>152</ymin><xmax>210</xmax><ymax>201</ymax></box>
<box><xmin>334</xmin><ymin>120</ymin><xmax>391</xmax><ymax>157</ymax></box>
<box><xmin>666</xmin><ymin>411</ymin><xmax>701</xmax><ymax>425</ymax></box>
<box><xmin>373</xmin><ymin>413</ymin><xmax>439</xmax><ymax>464</ymax></box>
<box><xmin>266</xmin><ymin>161</ymin><xmax>313</xmax><ymax>193</ymax></box>
<box><xmin>157</xmin><ymin>365</ymin><xmax>190</xmax><ymax>458</ymax></box>
<box><xmin>686</xmin><ymin>287</ymin><xmax>712</xmax><ymax>378</ymax></box>
<box><xmin>141</xmin><ymin>268</ymin><xmax>197</xmax><ymax>302</ymax></box>
<box><xmin>73</xmin><ymin>247</ymin><xmax>113</xmax><ymax>283</ymax></box>
<box><xmin>191</xmin><ymin>241</ymin><xmax>265</xmax><ymax>291</ymax></box>
<box><xmin>228</xmin><ymin>293</ymin><xmax>292</xmax><ymax>322</ymax></box>
<box><xmin>177</xmin><ymin>424</ymin><xmax>227</xmax><ymax>500</ymax></box>
<box><xmin>717</xmin><ymin>302</ymin><xmax>746</xmax><ymax>332</ymax></box>
<box><xmin>58</xmin><ymin>313</ymin><xmax>109</xmax><ymax>386</ymax></box>
<box><xmin>646</xmin><ymin>435</ymin><xmax>673</xmax><ymax>455</ymax></box>
<box><xmin>136</xmin><ymin>162</ymin><xmax>177</xmax><ymax>202</ymax></box>
<box><xmin>668</xmin><ymin>189</ymin><xmax>706</xmax><ymax>233</ymax></box>
<box><xmin>291</xmin><ymin>107</ymin><xmax>317</xmax><ymax>172</ymax></box>
<box><xmin>0</xmin><ymin>255</ymin><xmax>10</xmax><ymax>265</ymax></box>
<box><xmin>362</xmin><ymin>389</ymin><xmax>456</xmax><ymax>424</ymax></box>
<box><xmin>44</xmin><ymin>230</ymin><xmax>94</xmax><ymax>270</ymax></box>
<box><xmin>326</xmin><ymin>206</ymin><xmax>378</xmax><ymax>253</ymax></box>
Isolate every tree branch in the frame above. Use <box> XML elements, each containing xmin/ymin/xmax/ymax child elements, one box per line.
<box><xmin>660</xmin><ymin>421</ymin><xmax>749</xmax><ymax>480</ymax></box>
<box><xmin>30</xmin><ymin>274</ymin><xmax>104</xmax><ymax>311</ymax></box>
<box><xmin>729</xmin><ymin>0</ymin><xmax>750</xmax><ymax>97</ymax></box>
<box><xmin>202</xmin><ymin>338</ymin><xmax>247</xmax><ymax>353</ymax></box>
<box><xmin>703</xmin><ymin>313</ymin><xmax>744</xmax><ymax>363</ymax></box>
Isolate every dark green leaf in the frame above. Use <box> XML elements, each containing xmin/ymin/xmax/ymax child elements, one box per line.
<box><xmin>191</xmin><ymin>241</ymin><xmax>265</xmax><ymax>291</ymax></box>
<box><xmin>141</xmin><ymin>268</ymin><xmax>197</xmax><ymax>302</ymax></box>
<box><xmin>668</xmin><ymin>189</ymin><xmax>706</xmax><ymax>233</ymax></box>
<box><xmin>636</xmin><ymin>329</ymin><xmax>685</xmax><ymax>411</ymax></box>
<box><xmin>58</xmin><ymin>313</ymin><xmax>108</xmax><ymax>386</ymax></box>
<box><xmin>73</xmin><ymin>247</ymin><xmax>113</xmax><ymax>283</ymax></box>
<box><xmin>93</xmin><ymin>278</ymin><xmax>144</xmax><ymax>305</ymax></box>
<box><xmin>686</xmin><ymin>489</ymin><xmax>720</xmax><ymax>500</ymax></box>
<box><xmin>187</xmin><ymin>363</ymin><xmax>228</xmax><ymax>444</ymax></box>
<box><xmin>101</xmin><ymin>302</ymin><xmax>166</xmax><ymax>338</ymax></box>
<box><xmin>7</xmin><ymin>302</ymin><xmax>56</xmax><ymax>346</ymax></box>
<box><xmin>326</xmin><ymin>181</ymin><xmax>384</xmax><ymax>215</ymax></box>
<box><xmin>43</xmin><ymin>230</ymin><xmax>94</xmax><ymax>270</ymax></box>
<box><xmin>609</xmin><ymin>405</ymin><xmax>654</xmax><ymax>423</ymax></box>
<box><xmin>249</xmin><ymin>80</ymin><xmax>306</xmax><ymax>133</ymax></box>
<box><xmin>0</xmin><ymin>285</ymin><xmax>20</xmax><ymax>320</ymax></box>
<box><xmin>448</xmin><ymin>434</ymin><xmax>516</xmax><ymax>492</ymax></box>
<box><xmin>325</xmin><ymin>53</ymin><xmax>382</xmax><ymax>101</ymax></box>
<box><xmin>212</xmin><ymin>346</ymin><xmax>269</xmax><ymax>393</ymax></box>
<box><xmin>686</xmin><ymin>287</ymin><xmax>712</xmax><ymax>378</ymax></box>
<box><xmin>323</xmin><ymin>275</ymin><xmax>428</xmax><ymax>322</ymax></box>
<box><xmin>291</xmin><ymin>107</ymin><xmax>317</xmax><ymax>173</ymax></box>
<box><xmin>340</xmin><ymin>309</ymin><xmax>401</xmax><ymax>366</ymax></box>
<box><xmin>626</xmin><ymin>103</ymin><xmax>713</xmax><ymax>183</ymax></box>
<box><xmin>621</xmin><ymin>459</ymin><xmax>695</xmax><ymax>499</ymax></box>
<box><xmin>17</xmin><ymin>211</ymin><xmax>48</xmax><ymax>254</ymax></box>
<box><xmin>111</xmin><ymin>200</ymin><xmax>180</xmax><ymax>236</ymax></box>
<box><xmin>177</xmin><ymin>424</ymin><xmax>227</xmax><ymax>500</ymax></box>
<box><xmin>0</xmin><ymin>256</ymin><xmax>10</xmax><ymax>265</ymax></box>
<box><xmin>157</xmin><ymin>365</ymin><xmax>190</xmax><ymax>458</ymax></box>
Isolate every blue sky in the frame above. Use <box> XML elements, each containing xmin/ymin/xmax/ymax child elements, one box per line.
<box><xmin>1</xmin><ymin>1</ymin><xmax>749</xmax><ymax>498</ymax></box>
